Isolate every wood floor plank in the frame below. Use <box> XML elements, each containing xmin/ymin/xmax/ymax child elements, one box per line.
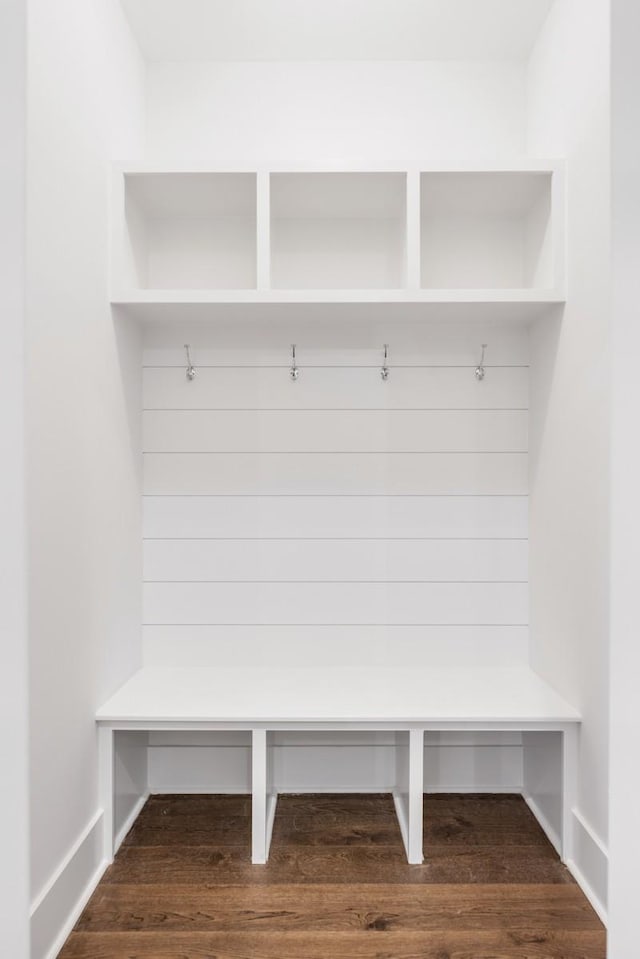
<box><xmin>60</xmin><ymin>794</ymin><xmax>604</xmax><ymax>959</ymax></box>
<box><xmin>143</xmin><ymin>795</ymin><xmax>252</xmax><ymax>816</ymax></box>
<box><xmin>271</xmin><ymin>818</ymin><xmax>403</xmax><ymax>846</ymax></box>
<box><xmin>275</xmin><ymin>811</ymin><xmax>546</xmax><ymax>847</ymax></box>
<box><xmin>123</xmin><ymin>820</ymin><xmax>251</xmax><ymax>847</ymax></box>
<box><xmin>105</xmin><ymin>844</ymin><xmax>574</xmax><ymax>885</ymax></box>
<box><xmin>76</xmin><ymin>883</ymin><xmax>603</xmax><ymax>933</ymax></box>
<box><xmin>58</xmin><ymin>929</ymin><xmax>607</xmax><ymax>959</ymax></box>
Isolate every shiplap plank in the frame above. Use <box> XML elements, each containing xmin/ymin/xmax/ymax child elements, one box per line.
<box><xmin>144</xmin><ymin>538</ymin><xmax>527</xmax><ymax>582</ymax></box>
<box><xmin>143</xmin><ymin>366</ymin><xmax>528</xmax><ymax>410</ymax></box>
<box><xmin>143</xmin><ymin>582</ymin><xmax>528</xmax><ymax>626</ymax></box>
<box><xmin>143</xmin><ymin>410</ymin><xmax>528</xmax><ymax>453</ymax></box>
<box><xmin>143</xmin><ymin>495</ymin><xmax>528</xmax><ymax>539</ymax></box>
<box><xmin>143</xmin><ymin>452</ymin><xmax>527</xmax><ymax>495</ymax></box>
<box><xmin>142</xmin><ymin>625</ymin><xmax>530</xmax><ymax>668</ymax></box>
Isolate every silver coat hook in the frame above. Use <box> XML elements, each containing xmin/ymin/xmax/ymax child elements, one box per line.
<box><xmin>380</xmin><ymin>344</ymin><xmax>390</xmax><ymax>381</ymax></box>
<box><xmin>289</xmin><ymin>344</ymin><xmax>299</xmax><ymax>381</ymax></box>
<box><xmin>475</xmin><ymin>344</ymin><xmax>487</xmax><ymax>381</ymax></box>
<box><xmin>184</xmin><ymin>344</ymin><xmax>196</xmax><ymax>381</ymax></box>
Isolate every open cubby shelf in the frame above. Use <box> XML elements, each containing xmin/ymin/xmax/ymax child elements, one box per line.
<box><xmin>271</xmin><ymin>172</ymin><xmax>407</xmax><ymax>290</ymax></box>
<box><xmin>111</xmin><ymin>164</ymin><xmax>565</xmax><ymax>311</ymax></box>
<box><xmin>421</xmin><ymin>172</ymin><xmax>554</xmax><ymax>290</ymax></box>
<box><xmin>120</xmin><ymin>172</ymin><xmax>257</xmax><ymax>290</ymax></box>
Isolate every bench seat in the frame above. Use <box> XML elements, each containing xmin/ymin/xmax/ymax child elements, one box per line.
<box><xmin>96</xmin><ymin>665</ymin><xmax>579</xmax><ymax>865</ymax></box>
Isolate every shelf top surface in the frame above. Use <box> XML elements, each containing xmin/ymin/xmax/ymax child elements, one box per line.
<box><xmin>112</xmin><ymin>294</ymin><xmax>564</xmax><ymax>327</ymax></box>
<box><xmin>96</xmin><ymin>665</ymin><xmax>580</xmax><ymax>726</ymax></box>
<box><xmin>116</xmin><ymin>160</ymin><xmax>564</xmax><ymax>176</ymax></box>
<box><xmin>113</xmin><ymin>289</ymin><xmax>564</xmax><ymax>304</ymax></box>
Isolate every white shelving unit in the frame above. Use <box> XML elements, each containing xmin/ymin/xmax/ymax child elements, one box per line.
<box><xmin>110</xmin><ymin>162</ymin><xmax>565</xmax><ymax>316</ymax></box>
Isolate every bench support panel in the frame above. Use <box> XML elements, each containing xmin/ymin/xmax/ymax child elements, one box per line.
<box><xmin>562</xmin><ymin>723</ymin><xmax>579</xmax><ymax>864</ymax></box>
<box><xmin>251</xmin><ymin>728</ymin><xmax>278</xmax><ymax>864</ymax></box>
<box><xmin>393</xmin><ymin>728</ymin><xmax>424</xmax><ymax>864</ymax></box>
<box><xmin>98</xmin><ymin>725</ymin><xmax>115</xmax><ymax>863</ymax></box>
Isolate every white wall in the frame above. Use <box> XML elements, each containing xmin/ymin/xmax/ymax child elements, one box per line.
<box><xmin>609</xmin><ymin>0</ymin><xmax>640</xmax><ymax>954</ymax></box>
<box><xmin>142</xmin><ymin>319</ymin><xmax>530</xmax><ymax>791</ymax></box>
<box><xmin>0</xmin><ymin>1</ymin><xmax>29</xmax><ymax>956</ymax></box>
<box><xmin>145</xmin><ymin>61</ymin><xmax>526</xmax><ymax>166</ymax></box>
<box><xmin>26</xmin><ymin>2</ymin><xmax>145</xmax><ymax>957</ymax></box>
<box><xmin>525</xmin><ymin>0</ymin><xmax>610</xmax><ymax>918</ymax></box>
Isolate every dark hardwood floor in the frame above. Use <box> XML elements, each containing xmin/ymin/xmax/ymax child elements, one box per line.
<box><xmin>58</xmin><ymin>793</ymin><xmax>606</xmax><ymax>958</ymax></box>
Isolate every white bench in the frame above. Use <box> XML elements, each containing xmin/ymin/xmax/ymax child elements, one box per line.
<box><xmin>96</xmin><ymin>665</ymin><xmax>580</xmax><ymax>866</ymax></box>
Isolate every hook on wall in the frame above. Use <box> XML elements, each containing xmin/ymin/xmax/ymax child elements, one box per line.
<box><xmin>289</xmin><ymin>344</ymin><xmax>299</xmax><ymax>381</ymax></box>
<box><xmin>475</xmin><ymin>344</ymin><xmax>487</xmax><ymax>381</ymax></box>
<box><xmin>380</xmin><ymin>344</ymin><xmax>390</xmax><ymax>381</ymax></box>
<box><xmin>184</xmin><ymin>344</ymin><xmax>196</xmax><ymax>381</ymax></box>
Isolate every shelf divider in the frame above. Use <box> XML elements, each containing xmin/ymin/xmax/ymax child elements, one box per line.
<box><xmin>406</xmin><ymin>170</ymin><xmax>421</xmax><ymax>290</ymax></box>
<box><xmin>256</xmin><ymin>171</ymin><xmax>271</xmax><ymax>291</ymax></box>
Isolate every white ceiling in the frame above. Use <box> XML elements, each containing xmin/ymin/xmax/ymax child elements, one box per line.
<box><xmin>119</xmin><ymin>0</ymin><xmax>555</xmax><ymax>63</ymax></box>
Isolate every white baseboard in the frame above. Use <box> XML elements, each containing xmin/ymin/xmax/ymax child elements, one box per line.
<box><xmin>523</xmin><ymin>796</ymin><xmax>608</xmax><ymax>927</ymax></box>
<box><xmin>37</xmin><ymin>859</ymin><xmax>108</xmax><ymax>959</ymax></box>
<box><xmin>425</xmin><ymin>784</ymin><xmax>520</xmax><ymax>794</ymax></box>
<box><xmin>522</xmin><ymin>791</ymin><xmax>562</xmax><ymax>855</ymax></box>
<box><xmin>566</xmin><ymin>856</ymin><xmax>608</xmax><ymax>928</ymax></box>
<box><xmin>150</xmin><ymin>784</ymin><xmax>254</xmax><ymax>795</ymax></box>
<box><xmin>148</xmin><ymin>784</ymin><xmax>521</xmax><ymax>796</ymax></box>
<box><xmin>566</xmin><ymin>809</ymin><xmax>608</xmax><ymax>926</ymax></box>
<box><xmin>114</xmin><ymin>792</ymin><xmax>150</xmax><ymax>852</ymax></box>
<box><xmin>30</xmin><ymin>792</ymin><xmax>151</xmax><ymax>959</ymax></box>
<box><xmin>30</xmin><ymin>812</ymin><xmax>107</xmax><ymax>959</ymax></box>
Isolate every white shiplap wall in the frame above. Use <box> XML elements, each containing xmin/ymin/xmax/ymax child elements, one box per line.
<box><xmin>142</xmin><ymin>323</ymin><xmax>529</xmax><ymax>791</ymax></box>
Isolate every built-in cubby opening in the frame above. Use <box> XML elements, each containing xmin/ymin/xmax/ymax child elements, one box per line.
<box><xmin>123</xmin><ymin>172</ymin><xmax>257</xmax><ymax>290</ymax></box>
<box><xmin>270</xmin><ymin>172</ymin><xmax>407</xmax><ymax>289</ymax></box>
<box><xmin>147</xmin><ymin>730</ymin><xmax>252</xmax><ymax>793</ymax></box>
<box><xmin>420</xmin><ymin>172</ymin><xmax>554</xmax><ymax>290</ymax></box>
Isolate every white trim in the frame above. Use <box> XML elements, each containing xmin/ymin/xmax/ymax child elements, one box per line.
<box><xmin>566</xmin><ymin>857</ymin><xmax>608</xmax><ymax>927</ymax></box>
<box><xmin>30</xmin><ymin>811</ymin><xmax>106</xmax><ymax>959</ymax></box>
<box><xmin>522</xmin><ymin>791</ymin><xmax>561</xmax><ymax>855</ymax></box>
<box><xmin>115</xmin><ymin>159</ymin><xmax>565</xmax><ymax>176</ymax></box>
<box><xmin>114</xmin><ymin>792</ymin><xmax>150</xmax><ymax>852</ymax></box>
<box><xmin>36</xmin><ymin>859</ymin><xmax>108</xmax><ymax>959</ymax></box>
<box><xmin>30</xmin><ymin>810</ymin><xmax>103</xmax><ymax>918</ymax></box>
<box><xmin>147</xmin><ymin>783</ymin><xmax>522</xmax><ymax>794</ymax></box>
<box><xmin>30</xmin><ymin>794</ymin><xmax>151</xmax><ymax>959</ymax></box>
<box><xmin>567</xmin><ymin>809</ymin><xmax>609</xmax><ymax>926</ymax></box>
<box><xmin>573</xmin><ymin>807</ymin><xmax>609</xmax><ymax>858</ymax></box>
<box><xmin>424</xmin><ymin>783</ymin><xmax>520</xmax><ymax>793</ymax></box>
<box><xmin>523</xmin><ymin>798</ymin><xmax>608</xmax><ymax>925</ymax></box>
<box><xmin>150</xmin><ymin>784</ymin><xmax>253</xmax><ymax>794</ymax></box>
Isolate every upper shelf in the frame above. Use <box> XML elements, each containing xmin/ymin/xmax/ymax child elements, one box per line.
<box><xmin>111</xmin><ymin>163</ymin><xmax>565</xmax><ymax>315</ymax></box>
